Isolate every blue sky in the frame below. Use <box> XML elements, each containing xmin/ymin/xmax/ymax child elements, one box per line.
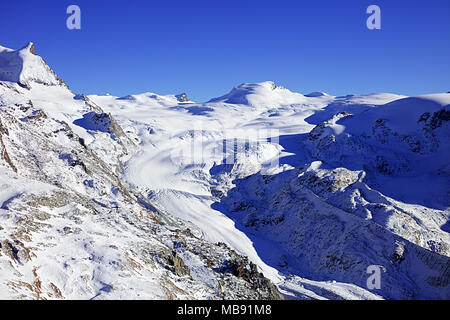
<box><xmin>1</xmin><ymin>0</ymin><xmax>449</xmax><ymax>101</ymax></box>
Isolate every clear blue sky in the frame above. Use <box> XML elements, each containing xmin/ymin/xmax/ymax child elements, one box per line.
<box><xmin>1</xmin><ymin>0</ymin><xmax>449</xmax><ymax>101</ymax></box>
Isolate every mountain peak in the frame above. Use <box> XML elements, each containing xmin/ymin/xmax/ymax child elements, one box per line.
<box><xmin>208</xmin><ymin>81</ymin><xmax>306</xmax><ymax>107</ymax></box>
<box><xmin>0</xmin><ymin>42</ymin><xmax>67</xmax><ymax>89</ymax></box>
<box><xmin>21</xmin><ymin>42</ymin><xmax>36</xmax><ymax>55</ymax></box>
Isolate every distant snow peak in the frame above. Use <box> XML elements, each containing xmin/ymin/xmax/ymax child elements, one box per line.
<box><xmin>305</xmin><ymin>91</ymin><xmax>329</xmax><ymax>97</ymax></box>
<box><xmin>207</xmin><ymin>81</ymin><xmax>307</xmax><ymax>107</ymax></box>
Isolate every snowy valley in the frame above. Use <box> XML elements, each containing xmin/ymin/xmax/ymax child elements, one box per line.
<box><xmin>0</xmin><ymin>43</ymin><xmax>449</xmax><ymax>300</ymax></box>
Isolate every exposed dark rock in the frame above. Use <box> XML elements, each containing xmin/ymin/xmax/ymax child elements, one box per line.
<box><xmin>176</xmin><ymin>93</ymin><xmax>189</xmax><ymax>102</ymax></box>
<box><xmin>26</xmin><ymin>109</ymin><xmax>48</xmax><ymax>121</ymax></box>
<box><xmin>1</xmin><ymin>241</ymin><xmax>21</xmax><ymax>264</ymax></box>
<box><xmin>0</xmin><ymin>118</ymin><xmax>8</xmax><ymax>135</ymax></box>
<box><xmin>0</xmin><ymin>130</ymin><xmax>17</xmax><ymax>173</ymax></box>
<box><xmin>29</xmin><ymin>43</ymin><xmax>36</xmax><ymax>55</ymax></box>
<box><xmin>78</xmin><ymin>137</ymin><xmax>86</xmax><ymax>148</ymax></box>
<box><xmin>69</xmin><ymin>159</ymin><xmax>89</xmax><ymax>173</ymax></box>
<box><xmin>215</xmin><ymin>255</ymin><xmax>285</xmax><ymax>300</ymax></box>
<box><xmin>159</xmin><ymin>249</ymin><xmax>191</xmax><ymax>277</ymax></box>
<box><xmin>428</xmin><ymin>109</ymin><xmax>450</xmax><ymax>129</ymax></box>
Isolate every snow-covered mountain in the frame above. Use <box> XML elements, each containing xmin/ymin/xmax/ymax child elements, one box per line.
<box><xmin>0</xmin><ymin>42</ymin><xmax>67</xmax><ymax>88</ymax></box>
<box><xmin>0</xmin><ymin>43</ymin><xmax>283</xmax><ymax>300</ymax></box>
<box><xmin>0</xmin><ymin>43</ymin><xmax>448</xmax><ymax>299</ymax></box>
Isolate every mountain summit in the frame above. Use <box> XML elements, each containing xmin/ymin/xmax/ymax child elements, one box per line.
<box><xmin>0</xmin><ymin>42</ymin><xmax>67</xmax><ymax>89</ymax></box>
<box><xmin>208</xmin><ymin>81</ymin><xmax>314</xmax><ymax>107</ymax></box>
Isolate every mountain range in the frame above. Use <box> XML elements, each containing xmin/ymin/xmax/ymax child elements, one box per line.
<box><xmin>0</xmin><ymin>42</ymin><xmax>448</xmax><ymax>300</ymax></box>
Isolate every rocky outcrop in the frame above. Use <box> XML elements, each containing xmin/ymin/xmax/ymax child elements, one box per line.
<box><xmin>0</xmin><ymin>117</ymin><xmax>17</xmax><ymax>172</ymax></box>
<box><xmin>176</xmin><ymin>93</ymin><xmax>189</xmax><ymax>102</ymax></box>
<box><xmin>159</xmin><ymin>249</ymin><xmax>191</xmax><ymax>277</ymax></box>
